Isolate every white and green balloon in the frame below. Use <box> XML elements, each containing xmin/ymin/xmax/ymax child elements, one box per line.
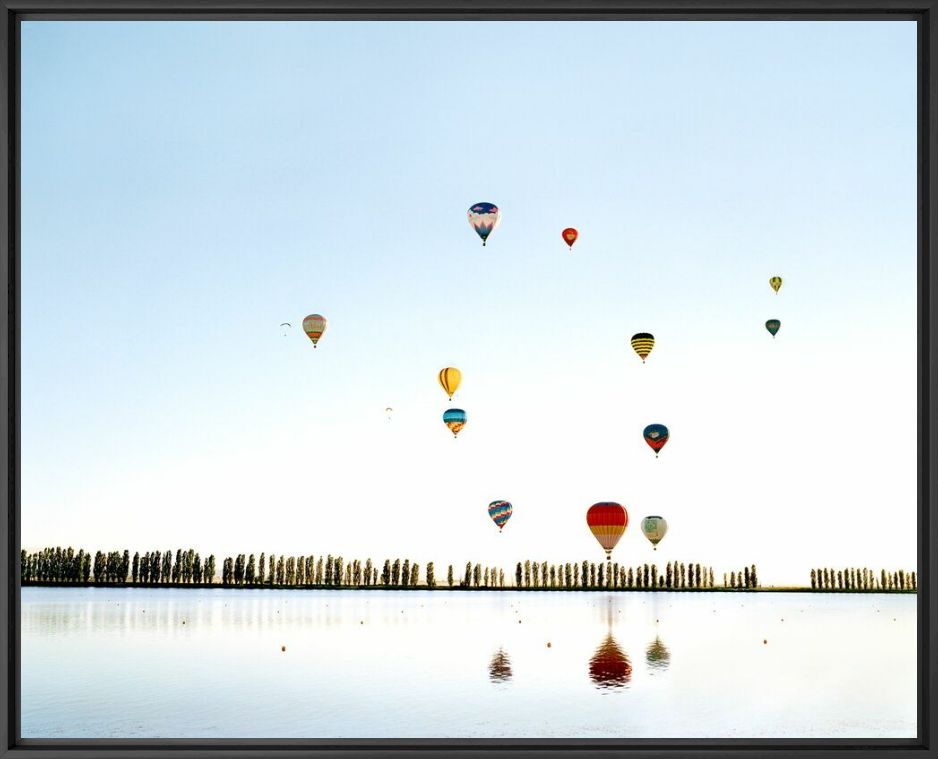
<box><xmin>641</xmin><ymin>516</ymin><xmax>668</xmax><ymax>550</ymax></box>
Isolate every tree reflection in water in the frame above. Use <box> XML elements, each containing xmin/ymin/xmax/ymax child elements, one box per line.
<box><xmin>489</xmin><ymin>648</ymin><xmax>512</xmax><ymax>683</ymax></box>
<box><xmin>588</xmin><ymin>633</ymin><xmax>632</xmax><ymax>689</ymax></box>
<box><xmin>645</xmin><ymin>635</ymin><xmax>671</xmax><ymax>671</ymax></box>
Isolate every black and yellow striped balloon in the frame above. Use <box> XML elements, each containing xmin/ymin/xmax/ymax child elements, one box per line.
<box><xmin>630</xmin><ymin>333</ymin><xmax>655</xmax><ymax>363</ymax></box>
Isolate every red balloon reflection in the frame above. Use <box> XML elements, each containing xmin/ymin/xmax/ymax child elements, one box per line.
<box><xmin>588</xmin><ymin>633</ymin><xmax>632</xmax><ymax>689</ymax></box>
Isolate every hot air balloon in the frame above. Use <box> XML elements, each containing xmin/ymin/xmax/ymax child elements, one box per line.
<box><xmin>488</xmin><ymin>500</ymin><xmax>513</xmax><ymax>532</ymax></box>
<box><xmin>443</xmin><ymin>408</ymin><xmax>467</xmax><ymax>438</ymax></box>
<box><xmin>302</xmin><ymin>314</ymin><xmax>327</xmax><ymax>348</ymax></box>
<box><xmin>641</xmin><ymin>516</ymin><xmax>668</xmax><ymax>550</ymax></box>
<box><xmin>468</xmin><ymin>202</ymin><xmax>500</xmax><ymax>246</ymax></box>
<box><xmin>765</xmin><ymin>319</ymin><xmax>781</xmax><ymax>338</ymax></box>
<box><xmin>562</xmin><ymin>227</ymin><xmax>578</xmax><ymax>250</ymax></box>
<box><xmin>643</xmin><ymin>424</ymin><xmax>669</xmax><ymax>457</ymax></box>
<box><xmin>586</xmin><ymin>502</ymin><xmax>628</xmax><ymax>566</ymax></box>
<box><xmin>589</xmin><ymin>633</ymin><xmax>632</xmax><ymax>689</ymax></box>
<box><xmin>438</xmin><ymin>367</ymin><xmax>462</xmax><ymax>400</ymax></box>
<box><xmin>279</xmin><ymin>322</ymin><xmax>291</xmax><ymax>337</ymax></box>
<box><xmin>630</xmin><ymin>333</ymin><xmax>655</xmax><ymax>363</ymax></box>
<box><xmin>385</xmin><ymin>407</ymin><xmax>394</xmax><ymax>420</ymax></box>
<box><xmin>770</xmin><ymin>276</ymin><xmax>783</xmax><ymax>294</ymax></box>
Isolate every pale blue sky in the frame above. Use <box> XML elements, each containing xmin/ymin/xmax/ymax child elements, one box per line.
<box><xmin>21</xmin><ymin>21</ymin><xmax>916</xmax><ymax>584</ymax></box>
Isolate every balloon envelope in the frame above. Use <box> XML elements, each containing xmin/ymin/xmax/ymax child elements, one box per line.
<box><xmin>562</xmin><ymin>227</ymin><xmax>578</xmax><ymax>249</ymax></box>
<box><xmin>438</xmin><ymin>367</ymin><xmax>462</xmax><ymax>400</ymax></box>
<box><xmin>766</xmin><ymin>319</ymin><xmax>781</xmax><ymax>337</ymax></box>
<box><xmin>641</xmin><ymin>515</ymin><xmax>668</xmax><ymax>549</ymax></box>
<box><xmin>643</xmin><ymin>424</ymin><xmax>669</xmax><ymax>456</ymax></box>
<box><xmin>488</xmin><ymin>500</ymin><xmax>513</xmax><ymax>531</ymax></box>
<box><xmin>302</xmin><ymin>314</ymin><xmax>327</xmax><ymax>347</ymax></box>
<box><xmin>443</xmin><ymin>408</ymin><xmax>467</xmax><ymax>437</ymax></box>
<box><xmin>770</xmin><ymin>276</ymin><xmax>783</xmax><ymax>293</ymax></box>
<box><xmin>468</xmin><ymin>202</ymin><xmax>501</xmax><ymax>246</ymax></box>
<box><xmin>586</xmin><ymin>502</ymin><xmax>628</xmax><ymax>557</ymax></box>
<box><xmin>630</xmin><ymin>333</ymin><xmax>655</xmax><ymax>362</ymax></box>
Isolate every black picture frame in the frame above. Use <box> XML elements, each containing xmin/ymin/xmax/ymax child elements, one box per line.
<box><xmin>1</xmin><ymin>2</ymin><xmax>935</xmax><ymax>757</ymax></box>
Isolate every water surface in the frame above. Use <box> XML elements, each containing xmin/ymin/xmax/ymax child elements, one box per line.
<box><xmin>21</xmin><ymin>587</ymin><xmax>916</xmax><ymax>738</ymax></box>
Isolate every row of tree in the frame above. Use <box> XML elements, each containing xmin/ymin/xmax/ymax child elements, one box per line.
<box><xmin>511</xmin><ymin>560</ymin><xmax>724</xmax><ymax>589</ymax></box>
<box><xmin>810</xmin><ymin>567</ymin><xmax>916</xmax><ymax>591</ymax></box>
<box><xmin>723</xmin><ymin>565</ymin><xmax>759</xmax><ymax>588</ymax></box>
<box><xmin>20</xmin><ymin>547</ymin><xmax>218</xmax><ymax>585</ymax></box>
<box><xmin>30</xmin><ymin>546</ymin><xmax>917</xmax><ymax>592</ymax></box>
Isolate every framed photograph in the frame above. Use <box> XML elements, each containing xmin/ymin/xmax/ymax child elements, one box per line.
<box><xmin>2</xmin><ymin>1</ymin><xmax>935</xmax><ymax>758</ymax></box>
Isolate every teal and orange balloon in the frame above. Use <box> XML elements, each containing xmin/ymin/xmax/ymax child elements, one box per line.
<box><xmin>488</xmin><ymin>500</ymin><xmax>513</xmax><ymax>532</ymax></box>
<box><xmin>765</xmin><ymin>319</ymin><xmax>781</xmax><ymax>338</ymax></box>
<box><xmin>443</xmin><ymin>408</ymin><xmax>467</xmax><ymax>438</ymax></box>
<box><xmin>643</xmin><ymin>424</ymin><xmax>669</xmax><ymax>458</ymax></box>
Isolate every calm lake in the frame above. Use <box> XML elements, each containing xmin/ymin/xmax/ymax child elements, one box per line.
<box><xmin>21</xmin><ymin>587</ymin><xmax>916</xmax><ymax>739</ymax></box>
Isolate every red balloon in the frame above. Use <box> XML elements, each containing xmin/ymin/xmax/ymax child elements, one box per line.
<box><xmin>562</xmin><ymin>227</ymin><xmax>578</xmax><ymax>249</ymax></box>
<box><xmin>586</xmin><ymin>502</ymin><xmax>628</xmax><ymax>557</ymax></box>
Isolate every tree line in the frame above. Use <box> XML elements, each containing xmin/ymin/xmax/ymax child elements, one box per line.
<box><xmin>22</xmin><ymin>545</ymin><xmax>911</xmax><ymax>592</ymax></box>
<box><xmin>20</xmin><ymin>547</ymin><xmax>216</xmax><ymax>585</ymax></box>
<box><xmin>512</xmin><ymin>560</ymin><xmax>726</xmax><ymax>589</ymax></box>
<box><xmin>810</xmin><ymin>566</ymin><xmax>916</xmax><ymax>591</ymax></box>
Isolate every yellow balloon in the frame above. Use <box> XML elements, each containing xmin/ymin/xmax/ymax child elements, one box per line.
<box><xmin>438</xmin><ymin>367</ymin><xmax>462</xmax><ymax>400</ymax></box>
<box><xmin>769</xmin><ymin>276</ymin><xmax>783</xmax><ymax>293</ymax></box>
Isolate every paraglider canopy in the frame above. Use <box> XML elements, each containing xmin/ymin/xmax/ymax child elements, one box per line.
<box><xmin>468</xmin><ymin>202</ymin><xmax>501</xmax><ymax>246</ymax></box>
<box><xmin>630</xmin><ymin>333</ymin><xmax>655</xmax><ymax>363</ymax></box>
<box><xmin>643</xmin><ymin>424</ymin><xmax>669</xmax><ymax>457</ymax></box>
<box><xmin>302</xmin><ymin>314</ymin><xmax>327</xmax><ymax>348</ymax></box>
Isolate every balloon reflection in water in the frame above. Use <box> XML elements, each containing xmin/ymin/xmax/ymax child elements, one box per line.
<box><xmin>489</xmin><ymin>648</ymin><xmax>512</xmax><ymax>683</ymax></box>
<box><xmin>588</xmin><ymin>633</ymin><xmax>632</xmax><ymax>689</ymax></box>
<box><xmin>645</xmin><ymin>635</ymin><xmax>671</xmax><ymax>671</ymax></box>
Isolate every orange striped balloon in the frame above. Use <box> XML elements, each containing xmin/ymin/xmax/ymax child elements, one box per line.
<box><xmin>302</xmin><ymin>314</ymin><xmax>327</xmax><ymax>348</ymax></box>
